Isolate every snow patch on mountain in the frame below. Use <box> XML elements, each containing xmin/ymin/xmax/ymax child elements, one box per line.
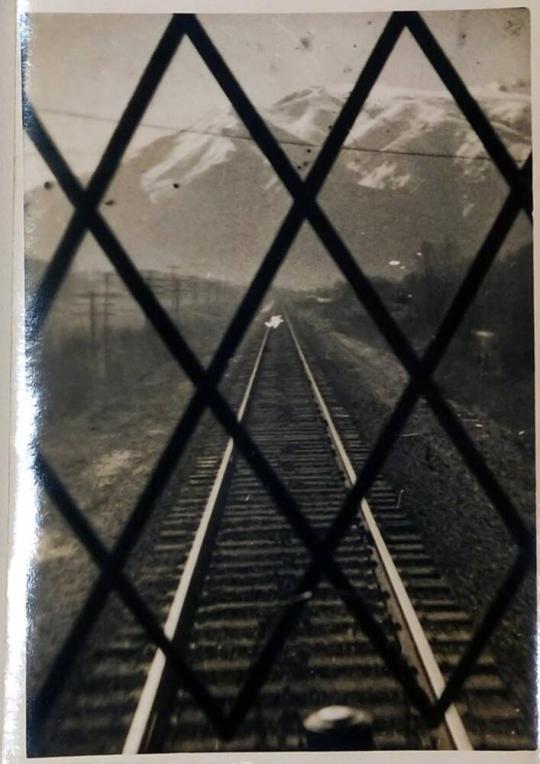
<box><xmin>356</xmin><ymin>160</ymin><xmax>411</xmax><ymax>191</ymax></box>
<box><xmin>265</xmin><ymin>100</ymin><xmax>327</xmax><ymax>144</ymax></box>
<box><xmin>141</xmin><ymin>110</ymin><xmax>240</xmax><ymax>201</ymax></box>
<box><xmin>138</xmin><ymin>81</ymin><xmax>530</xmax><ymax>201</ymax></box>
<box><xmin>380</xmin><ymin>104</ymin><xmax>448</xmax><ymax>152</ymax></box>
<box><xmin>141</xmin><ymin>132</ymin><xmax>236</xmax><ymax>202</ymax></box>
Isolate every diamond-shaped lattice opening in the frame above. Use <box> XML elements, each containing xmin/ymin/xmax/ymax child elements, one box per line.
<box><xmin>36</xmin><ymin>590</ymin><xmax>164</xmax><ymax>758</ymax></box>
<box><xmin>255</xmin><ymin>594</ymin><xmax>433</xmax><ymax>751</ymax></box>
<box><xmin>169</xmin><ymin>596</ymin><xmax>430</xmax><ymax>751</ymax></box>
<box><xmin>32</xmin><ymin>241</ymin><xmax>190</xmax><ymax>530</ymax></box>
<box><xmin>24</xmin><ymin>149</ymin><xmax>76</xmax><ymax>285</ymax></box>
<box><xmin>162</xmin><ymin>449</ymin><xmax>311</xmax><ymax>741</ymax></box>
<box><xmin>284</xmin><ymin>261</ymin><xmax>534</xmax><ymax>735</ymax></box>
<box><xmin>192</xmin><ymin>13</ymin><xmax>393</xmax><ymax>171</ymax></box>
<box><xmin>282</xmin><ymin>260</ymin><xmax>408</xmax><ymax>422</ymax></box>
<box><xmin>99</xmin><ymin>36</ymin><xmax>292</xmax><ymax>362</ymax></box>
<box><xmin>25</xmin><ymin>505</ymin><xmax>82</xmax><ymax>705</ymax></box>
<box><xmin>317</xmin><ymin>27</ymin><xmax>530</xmax><ymax>354</ymax></box>
<box><xmin>23</xmin><ymin>14</ymin><xmax>169</xmax><ymax>186</ymax></box>
<box><xmin>376</xmin><ymin>393</ymin><xmax>535</xmax><ymax>728</ymax></box>
<box><xmin>434</xmin><ymin>213</ymin><xmax>534</xmax><ymax>490</ymax></box>
<box><xmin>419</xmin><ymin>8</ymin><xmax>531</xmax><ymax>159</ymax></box>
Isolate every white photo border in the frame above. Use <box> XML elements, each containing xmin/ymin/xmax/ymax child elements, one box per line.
<box><xmin>2</xmin><ymin>0</ymin><xmax>539</xmax><ymax>762</ymax></box>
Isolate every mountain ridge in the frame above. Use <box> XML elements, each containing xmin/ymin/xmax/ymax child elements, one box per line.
<box><xmin>25</xmin><ymin>83</ymin><xmax>531</xmax><ymax>290</ymax></box>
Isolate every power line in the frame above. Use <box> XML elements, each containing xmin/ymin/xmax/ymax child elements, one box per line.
<box><xmin>33</xmin><ymin>105</ymin><xmax>529</xmax><ymax>164</ymax></box>
<box><xmin>34</xmin><ymin>106</ymin><xmax>181</xmax><ymax>134</ymax></box>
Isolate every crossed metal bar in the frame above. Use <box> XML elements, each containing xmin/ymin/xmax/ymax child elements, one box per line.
<box><xmin>26</xmin><ymin>10</ymin><xmax>534</xmax><ymax>747</ymax></box>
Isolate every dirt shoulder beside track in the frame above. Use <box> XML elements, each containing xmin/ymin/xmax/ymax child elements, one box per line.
<box><xmin>27</xmin><ymin>310</ymin><xmax>259</xmax><ymax>698</ymax></box>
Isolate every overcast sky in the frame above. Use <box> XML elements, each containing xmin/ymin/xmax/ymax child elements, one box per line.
<box><xmin>23</xmin><ymin>9</ymin><xmax>530</xmax><ymax>188</ymax></box>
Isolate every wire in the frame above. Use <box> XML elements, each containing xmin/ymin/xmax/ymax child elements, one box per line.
<box><xmin>33</xmin><ymin>105</ymin><xmax>530</xmax><ymax>164</ymax></box>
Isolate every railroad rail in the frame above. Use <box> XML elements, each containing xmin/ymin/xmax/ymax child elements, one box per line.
<box><xmin>34</xmin><ymin>316</ymin><xmax>531</xmax><ymax>755</ymax></box>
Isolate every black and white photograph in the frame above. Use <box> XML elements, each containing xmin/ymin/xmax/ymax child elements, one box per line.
<box><xmin>15</xmin><ymin>4</ymin><xmax>536</xmax><ymax>757</ymax></box>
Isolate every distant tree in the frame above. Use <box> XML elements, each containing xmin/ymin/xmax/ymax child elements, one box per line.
<box><xmin>466</xmin><ymin>242</ymin><xmax>534</xmax><ymax>377</ymax></box>
<box><xmin>412</xmin><ymin>236</ymin><xmax>464</xmax><ymax>332</ymax></box>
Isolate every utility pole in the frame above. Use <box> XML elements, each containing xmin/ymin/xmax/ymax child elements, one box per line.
<box><xmin>141</xmin><ymin>270</ymin><xmax>156</xmax><ymax>331</ymax></box>
<box><xmin>103</xmin><ymin>272</ymin><xmax>113</xmax><ymax>345</ymax></box>
<box><xmin>76</xmin><ymin>278</ymin><xmax>120</xmax><ymax>372</ymax></box>
<box><xmin>75</xmin><ymin>290</ymin><xmax>99</xmax><ymax>359</ymax></box>
<box><xmin>102</xmin><ymin>271</ymin><xmax>120</xmax><ymax>364</ymax></box>
<box><xmin>141</xmin><ymin>269</ymin><xmax>170</xmax><ymax>332</ymax></box>
<box><xmin>168</xmin><ymin>265</ymin><xmax>181</xmax><ymax>321</ymax></box>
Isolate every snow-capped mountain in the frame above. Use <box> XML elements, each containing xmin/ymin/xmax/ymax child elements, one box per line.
<box><xmin>26</xmin><ymin>83</ymin><xmax>531</xmax><ymax>290</ymax></box>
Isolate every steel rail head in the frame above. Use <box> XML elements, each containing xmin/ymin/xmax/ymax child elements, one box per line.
<box><xmin>122</xmin><ymin>328</ymin><xmax>270</xmax><ymax>753</ymax></box>
<box><xmin>285</xmin><ymin>319</ymin><xmax>534</xmax><ymax>724</ymax></box>
<box><xmin>335</xmin><ymin>163</ymin><xmax>534</xmax><ymax>552</ymax></box>
<box><xmin>29</xmin><ymin>453</ymin><xmax>227</xmax><ymax>748</ymax></box>
<box><xmin>28</xmin><ymin>120</ymin><xmax>414</xmax><ymax>740</ymax></box>
<box><xmin>28</xmin><ymin>98</ymin><xmax>442</xmax><ymax>741</ymax></box>
<box><xmin>285</xmin><ymin>312</ymin><xmax>532</xmax><ymax>720</ymax></box>
<box><xmin>287</xmin><ymin>319</ymin><xmax>472</xmax><ymax>749</ymax></box>
<box><xmin>175</xmin><ymin>13</ymin><xmax>533</xmax><ymax>549</ymax></box>
<box><xmin>29</xmin><ymin>16</ymin><xmax>421</xmax><ymax>729</ymax></box>
<box><xmin>226</xmin><ymin>543</ymin><xmax>434</xmax><ymax>740</ymax></box>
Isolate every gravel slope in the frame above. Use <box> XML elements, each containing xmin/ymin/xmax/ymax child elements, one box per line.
<box><xmin>293</xmin><ymin>306</ymin><xmax>536</xmax><ymax>733</ymax></box>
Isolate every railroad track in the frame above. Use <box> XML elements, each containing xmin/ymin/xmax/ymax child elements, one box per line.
<box><xmin>33</xmin><ymin>315</ymin><xmax>532</xmax><ymax>755</ymax></box>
